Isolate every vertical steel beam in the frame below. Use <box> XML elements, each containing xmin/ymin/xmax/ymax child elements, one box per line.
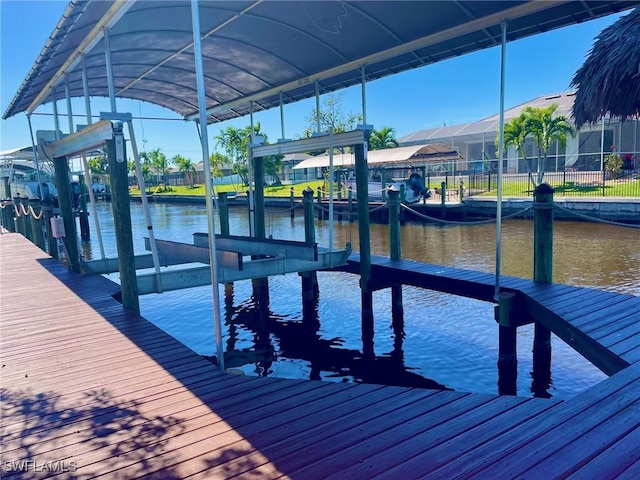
<box><xmin>52</xmin><ymin>87</ymin><xmax>61</xmax><ymax>139</ymax></box>
<box><xmin>81</xmin><ymin>52</ymin><xmax>105</xmax><ymax>259</ymax></box>
<box><xmin>103</xmin><ymin>27</ymin><xmax>117</xmax><ymax>113</ymax></box>
<box><xmin>127</xmin><ymin>119</ymin><xmax>162</xmax><ymax>290</ymax></box>
<box><xmin>494</xmin><ymin>20</ymin><xmax>507</xmax><ymax>300</ymax></box>
<box><xmin>191</xmin><ymin>0</ymin><xmax>225</xmax><ymax>370</ymax></box>
<box><xmin>81</xmin><ymin>54</ymin><xmax>93</xmax><ymax>124</ymax></box>
<box><xmin>315</xmin><ymin>80</ymin><xmax>321</xmax><ymax>133</ymax></box>
<box><xmin>279</xmin><ymin>91</ymin><xmax>285</xmax><ymax>140</ymax></box>
<box><xmin>361</xmin><ymin>65</ymin><xmax>367</xmax><ymax>125</ymax></box>
<box><xmin>65</xmin><ymin>73</ymin><xmax>74</xmax><ymax>134</ymax></box>
<box><xmin>26</xmin><ymin>115</ymin><xmax>45</xmax><ymax>211</ymax></box>
<box><xmin>248</xmin><ymin>101</ymin><xmax>256</xmax><ymax>237</ymax></box>
<box><xmin>328</xmin><ymin>127</ymin><xmax>334</xmax><ymax>258</ymax></box>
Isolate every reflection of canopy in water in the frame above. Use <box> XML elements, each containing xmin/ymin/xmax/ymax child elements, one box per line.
<box><xmin>293</xmin><ymin>144</ymin><xmax>461</xmax><ymax>170</ymax></box>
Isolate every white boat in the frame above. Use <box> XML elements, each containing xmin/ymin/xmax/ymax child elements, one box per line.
<box><xmin>1</xmin><ymin>146</ymin><xmax>58</xmax><ymax>204</ymax></box>
<box><xmin>345</xmin><ymin>172</ymin><xmax>431</xmax><ymax>204</ymax></box>
<box><xmin>8</xmin><ymin>163</ymin><xmax>58</xmax><ymax>201</ymax></box>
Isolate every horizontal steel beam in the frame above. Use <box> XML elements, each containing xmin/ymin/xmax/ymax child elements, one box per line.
<box><xmin>43</xmin><ymin>120</ymin><xmax>113</xmax><ymax>159</ymax></box>
<box><xmin>252</xmin><ymin>130</ymin><xmax>365</xmax><ymax>158</ymax></box>
<box><xmin>193</xmin><ymin>233</ymin><xmax>318</xmax><ymax>261</ymax></box>
<box><xmin>136</xmin><ymin>249</ymin><xmax>351</xmax><ymax>294</ymax></box>
<box><xmin>144</xmin><ymin>237</ymin><xmax>242</xmax><ymax>270</ymax></box>
<box><xmin>81</xmin><ymin>253</ymin><xmax>186</xmax><ymax>275</ymax></box>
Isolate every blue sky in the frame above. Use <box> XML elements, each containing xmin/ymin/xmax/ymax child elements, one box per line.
<box><xmin>0</xmin><ymin>1</ymin><xmax>626</xmax><ymax>161</ymax></box>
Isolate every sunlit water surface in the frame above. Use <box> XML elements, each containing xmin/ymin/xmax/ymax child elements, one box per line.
<box><xmin>83</xmin><ymin>202</ymin><xmax>639</xmax><ymax>398</ymax></box>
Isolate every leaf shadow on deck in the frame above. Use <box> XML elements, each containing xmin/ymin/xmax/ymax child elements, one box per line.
<box><xmin>1</xmin><ymin>387</ymin><xmax>186</xmax><ymax>479</ymax></box>
<box><xmin>17</xmin><ymin>256</ymin><xmax>454</xmax><ymax>478</ymax></box>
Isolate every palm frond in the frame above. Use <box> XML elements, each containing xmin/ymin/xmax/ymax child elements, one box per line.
<box><xmin>571</xmin><ymin>7</ymin><xmax>640</xmax><ymax>128</ymax></box>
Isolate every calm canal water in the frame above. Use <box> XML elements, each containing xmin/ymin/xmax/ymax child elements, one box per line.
<box><xmin>83</xmin><ymin>201</ymin><xmax>639</xmax><ymax>399</ymax></box>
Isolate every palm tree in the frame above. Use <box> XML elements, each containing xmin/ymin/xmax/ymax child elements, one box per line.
<box><xmin>173</xmin><ymin>154</ymin><xmax>196</xmax><ymax>187</ymax></box>
<box><xmin>140</xmin><ymin>149</ymin><xmax>172</xmax><ymax>187</ymax></box>
<box><xmin>524</xmin><ymin>104</ymin><xmax>576</xmax><ymax>185</ymax></box>
<box><xmin>215</xmin><ymin>122</ymin><xmax>282</xmax><ymax>186</ymax></box>
<box><xmin>216</xmin><ymin>126</ymin><xmax>249</xmax><ymax>185</ymax></box>
<box><xmin>369</xmin><ymin>126</ymin><xmax>399</xmax><ymax>150</ymax></box>
<box><xmin>209</xmin><ymin>151</ymin><xmax>227</xmax><ymax>180</ymax></box>
<box><xmin>501</xmin><ymin>113</ymin><xmax>530</xmax><ymax>174</ymax></box>
<box><xmin>499</xmin><ymin>104</ymin><xmax>575</xmax><ymax>185</ymax></box>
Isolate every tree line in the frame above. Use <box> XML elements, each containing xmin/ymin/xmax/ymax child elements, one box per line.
<box><xmin>88</xmin><ymin>93</ymin><xmax>583</xmax><ymax>187</ymax></box>
<box><xmin>87</xmin><ymin>93</ymin><xmax>400</xmax><ymax>187</ymax></box>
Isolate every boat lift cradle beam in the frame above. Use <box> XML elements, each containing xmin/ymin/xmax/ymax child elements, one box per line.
<box><xmin>136</xmin><ymin>236</ymin><xmax>350</xmax><ymax>295</ymax></box>
<box><xmin>81</xmin><ymin>253</ymin><xmax>189</xmax><ymax>275</ymax></box>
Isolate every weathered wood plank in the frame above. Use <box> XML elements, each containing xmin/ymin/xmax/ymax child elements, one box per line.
<box><xmin>185</xmin><ymin>388</ymin><xmax>440</xmax><ymax>480</ymax></box>
<box><xmin>334</xmin><ymin>396</ymin><xmax>560</xmax><ymax>479</ymax></box>
<box><xmin>539</xmin><ymin>288</ymin><xmax>612</xmax><ymax>310</ymax></box>
<box><xmin>426</xmin><ymin>364</ymin><xmax>640</xmax><ymax>479</ymax></box>
<box><xmin>566</xmin><ymin>425</ymin><xmax>640</xmax><ymax>479</ymax></box>
<box><xmin>3</xmin><ymin>233</ymin><xmax>640</xmax><ymax>480</ymax></box>
<box><xmin>563</xmin><ymin>296</ymin><xmax>640</xmax><ymax>323</ymax></box>
<box><xmin>521</xmin><ymin>398</ymin><xmax>640</xmax><ymax>478</ymax></box>
<box><xmin>526</xmin><ymin>284</ymin><xmax>582</xmax><ymax>303</ymax></box>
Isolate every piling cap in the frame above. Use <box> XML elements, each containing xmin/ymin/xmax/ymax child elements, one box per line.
<box><xmin>534</xmin><ymin>183</ymin><xmax>555</xmax><ymax>194</ymax></box>
<box><xmin>387</xmin><ymin>185</ymin><xmax>399</xmax><ymax>193</ymax></box>
<box><xmin>303</xmin><ymin>186</ymin><xmax>313</xmax><ymax>193</ymax></box>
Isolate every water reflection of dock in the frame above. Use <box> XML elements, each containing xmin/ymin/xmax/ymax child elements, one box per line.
<box><xmin>208</xmin><ymin>286</ymin><xmax>450</xmax><ymax>390</ymax></box>
<box><xmin>3</xmin><ymin>232</ymin><xmax>640</xmax><ymax>478</ymax></box>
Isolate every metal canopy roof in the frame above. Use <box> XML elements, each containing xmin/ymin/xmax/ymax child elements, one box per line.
<box><xmin>4</xmin><ymin>1</ymin><xmax>638</xmax><ymax>124</ymax></box>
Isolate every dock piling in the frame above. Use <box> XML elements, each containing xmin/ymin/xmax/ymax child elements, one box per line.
<box><xmin>218</xmin><ymin>192</ymin><xmax>230</xmax><ymax>236</ymax></box>
<box><xmin>496</xmin><ymin>291</ymin><xmax>517</xmax><ymax>395</ymax></box>
<box><xmin>106</xmin><ymin>132</ymin><xmax>139</xmax><ymax>313</ymax></box>
<box><xmin>23</xmin><ymin>198</ymin><xmax>34</xmax><ymax>243</ymax></box>
<box><xmin>2</xmin><ymin>200</ymin><xmax>16</xmax><ymax>233</ymax></box>
<box><xmin>52</xmin><ymin>156</ymin><xmax>80</xmax><ymax>273</ymax></box>
<box><xmin>251</xmin><ymin>155</ymin><xmax>269</xmax><ymax>298</ymax></box>
<box><xmin>14</xmin><ymin>197</ymin><xmax>25</xmax><ymax>237</ymax></box>
<box><xmin>290</xmin><ymin>187</ymin><xmax>295</xmax><ymax>219</ymax></box>
<box><xmin>532</xmin><ymin>183</ymin><xmax>554</xmax><ymax>394</ymax></box>
<box><xmin>42</xmin><ymin>197</ymin><xmax>56</xmax><ymax>258</ymax></box>
<box><xmin>78</xmin><ymin>174</ymin><xmax>90</xmax><ymax>241</ymax></box>
<box><xmin>388</xmin><ymin>187</ymin><xmax>403</xmax><ymax>319</ymax></box>
<box><xmin>2</xmin><ymin>177</ymin><xmax>10</xmax><ymax>199</ymax></box>
<box><xmin>301</xmin><ymin>187</ymin><xmax>319</xmax><ymax>303</ymax></box>
<box><xmin>354</xmin><ymin>138</ymin><xmax>374</xmax><ymax>358</ymax></box>
<box><xmin>29</xmin><ymin>199</ymin><xmax>45</xmax><ymax>251</ymax></box>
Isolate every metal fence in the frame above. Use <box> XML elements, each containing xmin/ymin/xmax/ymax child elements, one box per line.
<box><xmin>463</xmin><ymin>169</ymin><xmax>640</xmax><ymax>198</ymax></box>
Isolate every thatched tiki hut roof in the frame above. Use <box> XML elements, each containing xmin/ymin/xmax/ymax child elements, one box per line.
<box><xmin>571</xmin><ymin>7</ymin><xmax>640</xmax><ymax>128</ymax></box>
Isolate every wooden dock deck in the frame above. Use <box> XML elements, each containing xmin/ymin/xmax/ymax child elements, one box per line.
<box><xmin>340</xmin><ymin>254</ymin><xmax>640</xmax><ymax>374</ymax></box>
<box><xmin>2</xmin><ymin>232</ymin><xmax>640</xmax><ymax>478</ymax></box>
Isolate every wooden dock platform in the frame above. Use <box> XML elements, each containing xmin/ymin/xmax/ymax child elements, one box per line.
<box><xmin>2</xmin><ymin>232</ymin><xmax>640</xmax><ymax>478</ymax></box>
<box><xmin>339</xmin><ymin>254</ymin><xmax>640</xmax><ymax>375</ymax></box>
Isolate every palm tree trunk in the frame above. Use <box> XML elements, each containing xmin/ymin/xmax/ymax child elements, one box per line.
<box><xmin>536</xmin><ymin>148</ymin><xmax>545</xmax><ymax>185</ymax></box>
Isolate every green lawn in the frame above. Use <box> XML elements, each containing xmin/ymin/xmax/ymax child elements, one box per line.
<box><xmin>130</xmin><ymin>180</ymin><xmax>328</xmax><ymax>197</ymax></box>
<box><xmin>475</xmin><ymin>179</ymin><xmax>640</xmax><ymax>198</ymax></box>
<box><xmin>130</xmin><ymin>178</ymin><xmax>639</xmax><ymax>199</ymax></box>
